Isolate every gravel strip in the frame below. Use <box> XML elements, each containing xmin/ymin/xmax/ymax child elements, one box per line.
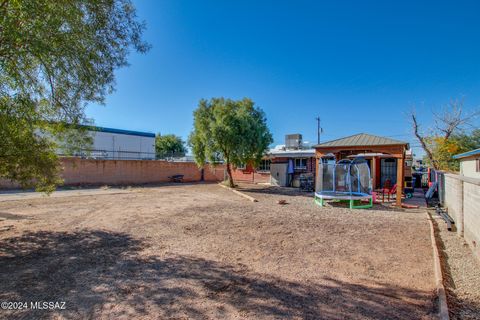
<box><xmin>429</xmin><ymin>210</ymin><xmax>480</xmax><ymax>320</ymax></box>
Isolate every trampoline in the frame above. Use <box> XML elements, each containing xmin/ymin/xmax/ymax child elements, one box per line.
<box><xmin>315</xmin><ymin>157</ymin><xmax>373</xmax><ymax>209</ymax></box>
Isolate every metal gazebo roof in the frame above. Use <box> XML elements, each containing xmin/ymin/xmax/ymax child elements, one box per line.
<box><xmin>313</xmin><ymin>133</ymin><xmax>409</xmax><ymax>149</ymax></box>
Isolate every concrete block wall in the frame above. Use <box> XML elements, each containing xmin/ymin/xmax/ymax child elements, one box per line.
<box><xmin>444</xmin><ymin>173</ymin><xmax>480</xmax><ymax>261</ymax></box>
<box><xmin>0</xmin><ymin>179</ymin><xmax>20</xmax><ymax>189</ymax></box>
<box><xmin>463</xmin><ymin>181</ymin><xmax>480</xmax><ymax>259</ymax></box>
<box><xmin>0</xmin><ymin>158</ymin><xmax>226</xmax><ymax>189</ymax></box>
<box><xmin>61</xmin><ymin>158</ymin><xmax>225</xmax><ymax>185</ymax></box>
<box><xmin>231</xmin><ymin>165</ymin><xmax>271</xmax><ymax>184</ymax></box>
<box><xmin>444</xmin><ymin>174</ymin><xmax>464</xmax><ymax>236</ymax></box>
<box><xmin>203</xmin><ymin>165</ymin><xmax>226</xmax><ymax>182</ymax></box>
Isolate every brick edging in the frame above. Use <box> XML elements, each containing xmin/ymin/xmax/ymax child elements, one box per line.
<box><xmin>426</xmin><ymin>211</ymin><xmax>450</xmax><ymax>320</ymax></box>
<box><xmin>217</xmin><ymin>183</ymin><xmax>258</xmax><ymax>202</ymax></box>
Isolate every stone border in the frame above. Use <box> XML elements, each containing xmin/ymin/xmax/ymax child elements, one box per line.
<box><xmin>217</xmin><ymin>183</ymin><xmax>258</xmax><ymax>202</ymax></box>
<box><xmin>426</xmin><ymin>211</ymin><xmax>450</xmax><ymax>320</ymax></box>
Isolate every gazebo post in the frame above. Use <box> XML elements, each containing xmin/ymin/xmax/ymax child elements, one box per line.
<box><xmin>396</xmin><ymin>155</ymin><xmax>404</xmax><ymax>207</ymax></box>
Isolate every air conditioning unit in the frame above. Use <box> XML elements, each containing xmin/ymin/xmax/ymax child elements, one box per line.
<box><xmin>285</xmin><ymin>134</ymin><xmax>302</xmax><ymax>150</ymax></box>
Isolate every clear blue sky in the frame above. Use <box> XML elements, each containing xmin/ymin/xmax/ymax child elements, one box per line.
<box><xmin>86</xmin><ymin>0</ymin><xmax>480</xmax><ymax>158</ymax></box>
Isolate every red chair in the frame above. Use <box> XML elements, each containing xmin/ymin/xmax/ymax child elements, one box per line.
<box><xmin>382</xmin><ymin>183</ymin><xmax>397</xmax><ymax>202</ymax></box>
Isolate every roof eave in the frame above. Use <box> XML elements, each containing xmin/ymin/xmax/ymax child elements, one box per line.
<box><xmin>313</xmin><ymin>143</ymin><xmax>409</xmax><ymax>149</ymax></box>
<box><xmin>453</xmin><ymin>148</ymin><xmax>480</xmax><ymax>159</ymax></box>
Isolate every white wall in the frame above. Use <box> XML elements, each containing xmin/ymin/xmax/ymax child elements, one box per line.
<box><xmin>89</xmin><ymin>131</ymin><xmax>155</xmax><ymax>159</ymax></box>
<box><xmin>445</xmin><ymin>173</ymin><xmax>480</xmax><ymax>262</ymax></box>
<box><xmin>460</xmin><ymin>157</ymin><xmax>480</xmax><ymax>179</ymax></box>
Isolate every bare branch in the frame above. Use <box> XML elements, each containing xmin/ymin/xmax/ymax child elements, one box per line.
<box><xmin>432</xmin><ymin>98</ymin><xmax>480</xmax><ymax>139</ymax></box>
<box><xmin>410</xmin><ymin>110</ymin><xmax>438</xmax><ymax>169</ymax></box>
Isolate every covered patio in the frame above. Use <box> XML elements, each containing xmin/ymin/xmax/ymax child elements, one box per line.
<box><xmin>314</xmin><ymin>133</ymin><xmax>410</xmax><ymax>207</ymax></box>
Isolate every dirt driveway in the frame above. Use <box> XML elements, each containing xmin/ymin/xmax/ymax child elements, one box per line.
<box><xmin>0</xmin><ymin>183</ymin><xmax>435</xmax><ymax>319</ymax></box>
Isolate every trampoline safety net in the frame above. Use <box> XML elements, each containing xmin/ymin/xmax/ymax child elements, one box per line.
<box><xmin>315</xmin><ymin>157</ymin><xmax>373</xmax><ymax>209</ymax></box>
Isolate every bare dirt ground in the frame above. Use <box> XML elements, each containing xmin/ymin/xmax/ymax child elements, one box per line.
<box><xmin>430</xmin><ymin>211</ymin><xmax>480</xmax><ymax>320</ymax></box>
<box><xmin>0</xmin><ymin>183</ymin><xmax>436</xmax><ymax>319</ymax></box>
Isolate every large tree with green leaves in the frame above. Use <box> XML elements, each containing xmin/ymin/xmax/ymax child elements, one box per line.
<box><xmin>0</xmin><ymin>0</ymin><xmax>149</xmax><ymax>191</ymax></box>
<box><xmin>189</xmin><ymin>98</ymin><xmax>273</xmax><ymax>187</ymax></box>
<box><xmin>155</xmin><ymin>134</ymin><xmax>187</xmax><ymax>159</ymax></box>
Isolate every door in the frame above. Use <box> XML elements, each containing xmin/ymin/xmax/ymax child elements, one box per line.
<box><xmin>270</xmin><ymin>163</ymin><xmax>288</xmax><ymax>187</ymax></box>
<box><xmin>380</xmin><ymin>158</ymin><xmax>397</xmax><ymax>187</ymax></box>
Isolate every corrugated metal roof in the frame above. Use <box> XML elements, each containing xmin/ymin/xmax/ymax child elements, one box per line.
<box><xmin>313</xmin><ymin>133</ymin><xmax>408</xmax><ymax>148</ymax></box>
<box><xmin>453</xmin><ymin>148</ymin><xmax>480</xmax><ymax>159</ymax></box>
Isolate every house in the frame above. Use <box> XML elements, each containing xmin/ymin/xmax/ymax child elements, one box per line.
<box><xmin>313</xmin><ymin>133</ymin><xmax>411</xmax><ymax>206</ymax></box>
<box><xmin>268</xmin><ymin>134</ymin><xmax>315</xmax><ymax>187</ymax></box>
<box><xmin>66</xmin><ymin>125</ymin><xmax>156</xmax><ymax>160</ymax></box>
<box><xmin>453</xmin><ymin>148</ymin><xmax>480</xmax><ymax>179</ymax></box>
<box><xmin>230</xmin><ymin>133</ymin><xmax>316</xmax><ymax>187</ymax></box>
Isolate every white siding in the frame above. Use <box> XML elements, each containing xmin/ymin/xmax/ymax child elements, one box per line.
<box><xmin>90</xmin><ymin>131</ymin><xmax>155</xmax><ymax>159</ymax></box>
<box><xmin>460</xmin><ymin>158</ymin><xmax>480</xmax><ymax>179</ymax></box>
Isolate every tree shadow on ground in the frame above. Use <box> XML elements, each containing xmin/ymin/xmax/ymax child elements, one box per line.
<box><xmin>0</xmin><ymin>212</ymin><xmax>31</xmax><ymax>220</ymax></box>
<box><xmin>0</xmin><ymin>230</ymin><xmax>435</xmax><ymax>319</ymax></box>
<box><xmin>238</xmin><ymin>185</ymin><xmax>314</xmax><ymax>198</ymax></box>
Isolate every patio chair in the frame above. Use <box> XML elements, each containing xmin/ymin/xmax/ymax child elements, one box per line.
<box><xmin>376</xmin><ymin>179</ymin><xmax>394</xmax><ymax>202</ymax></box>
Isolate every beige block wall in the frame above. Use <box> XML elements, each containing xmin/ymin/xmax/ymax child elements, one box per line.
<box><xmin>444</xmin><ymin>173</ymin><xmax>480</xmax><ymax>261</ymax></box>
<box><xmin>463</xmin><ymin>181</ymin><xmax>480</xmax><ymax>260</ymax></box>
<box><xmin>444</xmin><ymin>174</ymin><xmax>464</xmax><ymax>236</ymax></box>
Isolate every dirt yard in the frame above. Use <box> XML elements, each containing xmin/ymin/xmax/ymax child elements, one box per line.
<box><xmin>0</xmin><ymin>183</ymin><xmax>436</xmax><ymax>319</ymax></box>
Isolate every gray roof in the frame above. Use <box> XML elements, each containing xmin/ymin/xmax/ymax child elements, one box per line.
<box><xmin>314</xmin><ymin>133</ymin><xmax>408</xmax><ymax>148</ymax></box>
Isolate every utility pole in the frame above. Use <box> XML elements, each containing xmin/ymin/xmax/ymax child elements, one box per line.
<box><xmin>316</xmin><ymin>116</ymin><xmax>323</xmax><ymax>144</ymax></box>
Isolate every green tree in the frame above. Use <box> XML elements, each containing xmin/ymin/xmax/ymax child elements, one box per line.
<box><xmin>0</xmin><ymin>0</ymin><xmax>149</xmax><ymax>191</ymax></box>
<box><xmin>155</xmin><ymin>134</ymin><xmax>187</xmax><ymax>159</ymax></box>
<box><xmin>189</xmin><ymin>97</ymin><xmax>273</xmax><ymax>187</ymax></box>
<box><xmin>423</xmin><ymin>129</ymin><xmax>480</xmax><ymax>171</ymax></box>
<box><xmin>452</xmin><ymin>129</ymin><xmax>480</xmax><ymax>151</ymax></box>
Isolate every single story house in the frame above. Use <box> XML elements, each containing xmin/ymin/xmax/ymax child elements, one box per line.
<box><xmin>453</xmin><ymin>148</ymin><xmax>480</xmax><ymax>179</ymax></box>
<box><xmin>313</xmin><ymin>133</ymin><xmax>411</xmax><ymax>206</ymax></box>
<box><xmin>268</xmin><ymin>144</ymin><xmax>315</xmax><ymax>187</ymax></box>
<box><xmin>231</xmin><ymin>133</ymin><xmax>316</xmax><ymax>187</ymax></box>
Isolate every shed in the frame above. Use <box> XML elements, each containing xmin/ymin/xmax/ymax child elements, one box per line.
<box><xmin>453</xmin><ymin>148</ymin><xmax>480</xmax><ymax>179</ymax></box>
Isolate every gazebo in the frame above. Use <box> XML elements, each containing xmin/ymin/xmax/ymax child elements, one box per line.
<box><xmin>313</xmin><ymin>133</ymin><xmax>409</xmax><ymax>207</ymax></box>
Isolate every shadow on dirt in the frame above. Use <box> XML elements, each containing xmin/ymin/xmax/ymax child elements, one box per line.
<box><xmin>0</xmin><ymin>212</ymin><xmax>30</xmax><ymax>220</ymax></box>
<box><xmin>238</xmin><ymin>185</ymin><xmax>314</xmax><ymax>198</ymax></box>
<box><xmin>0</xmin><ymin>230</ymin><xmax>435</xmax><ymax>319</ymax></box>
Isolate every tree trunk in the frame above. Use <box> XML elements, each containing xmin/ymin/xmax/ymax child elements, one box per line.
<box><xmin>225</xmin><ymin>162</ymin><xmax>235</xmax><ymax>188</ymax></box>
<box><xmin>411</xmin><ymin>113</ymin><xmax>439</xmax><ymax>170</ymax></box>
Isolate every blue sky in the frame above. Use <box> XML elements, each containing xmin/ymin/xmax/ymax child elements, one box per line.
<box><xmin>86</xmin><ymin>0</ymin><xmax>480</xmax><ymax>157</ymax></box>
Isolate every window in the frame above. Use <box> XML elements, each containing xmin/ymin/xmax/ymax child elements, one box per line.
<box><xmin>236</xmin><ymin>163</ymin><xmax>246</xmax><ymax>170</ymax></box>
<box><xmin>258</xmin><ymin>159</ymin><xmax>271</xmax><ymax>172</ymax></box>
<box><xmin>294</xmin><ymin>158</ymin><xmax>307</xmax><ymax>170</ymax></box>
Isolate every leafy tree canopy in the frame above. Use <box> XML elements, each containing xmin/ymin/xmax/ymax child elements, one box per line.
<box><xmin>189</xmin><ymin>97</ymin><xmax>273</xmax><ymax>187</ymax></box>
<box><xmin>0</xmin><ymin>0</ymin><xmax>149</xmax><ymax>191</ymax></box>
<box><xmin>155</xmin><ymin>134</ymin><xmax>187</xmax><ymax>159</ymax></box>
<box><xmin>423</xmin><ymin>129</ymin><xmax>480</xmax><ymax>171</ymax></box>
